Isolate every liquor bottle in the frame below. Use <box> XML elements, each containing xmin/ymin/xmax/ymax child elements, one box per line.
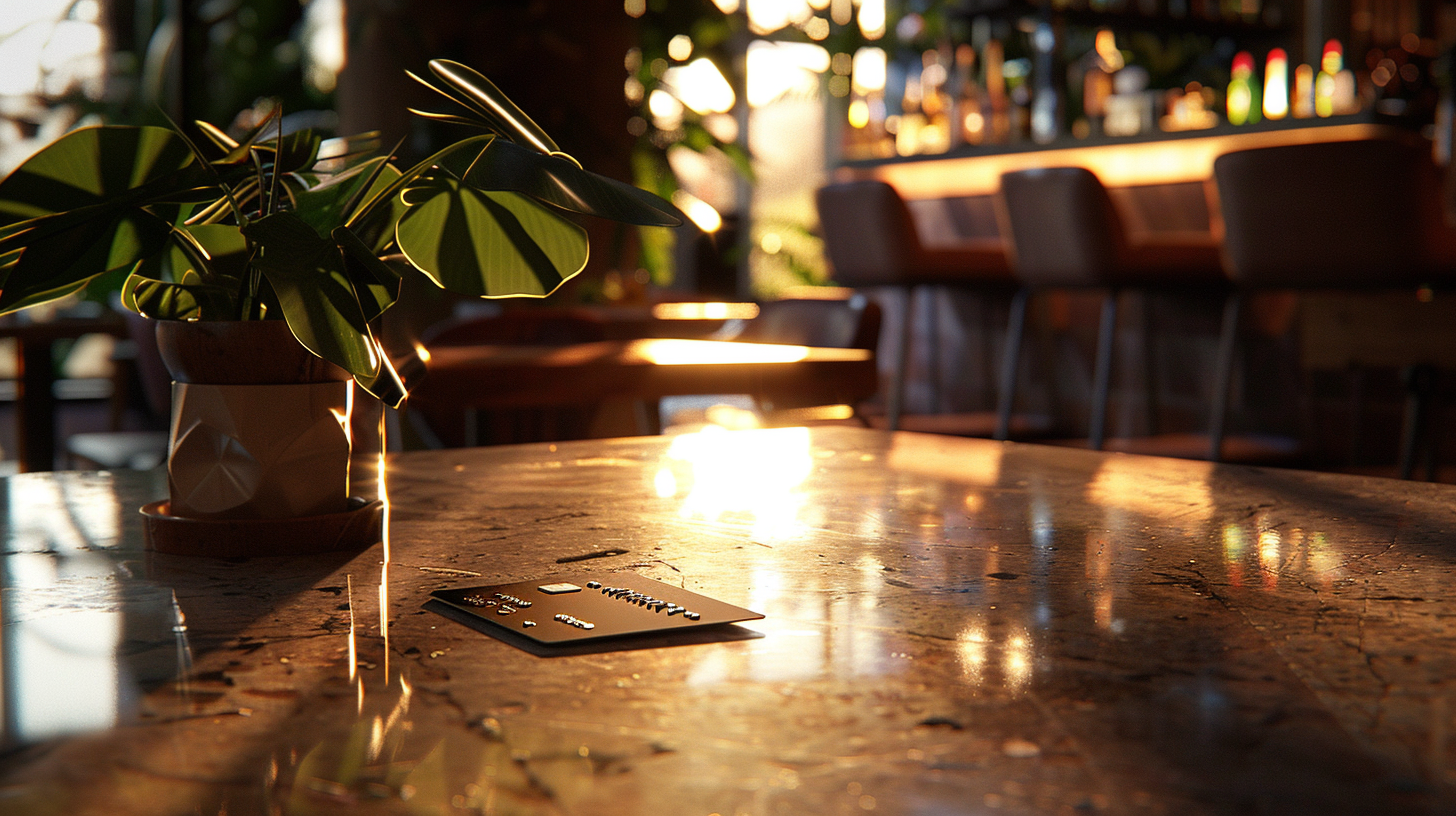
<box><xmin>1263</xmin><ymin>48</ymin><xmax>1288</xmax><ymax>119</ymax></box>
<box><xmin>986</xmin><ymin>39</ymin><xmax>1009</xmax><ymax>144</ymax></box>
<box><xmin>1227</xmin><ymin>51</ymin><xmax>1261</xmax><ymax>125</ymax></box>
<box><xmin>1315</xmin><ymin>40</ymin><xmax>1359</xmax><ymax>117</ymax></box>
<box><xmin>1292</xmin><ymin>63</ymin><xmax>1315</xmax><ymax>117</ymax></box>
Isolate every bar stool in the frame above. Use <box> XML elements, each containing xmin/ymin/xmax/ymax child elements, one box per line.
<box><xmin>1212</xmin><ymin>137</ymin><xmax>1456</xmax><ymax>472</ymax></box>
<box><xmin>815</xmin><ymin>179</ymin><xmax>1015</xmax><ymax>431</ymax></box>
<box><xmin>996</xmin><ymin>166</ymin><xmax>1226</xmax><ymax>450</ymax></box>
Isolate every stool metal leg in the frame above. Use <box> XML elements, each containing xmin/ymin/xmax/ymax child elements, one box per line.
<box><xmin>925</xmin><ymin>287</ymin><xmax>942</xmax><ymax>413</ymax></box>
<box><xmin>1089</xmin><ymin>289</ymin><xmax>1119</xmax><ymax>452</ymax></box>
<box><xmin>1399</xmin><ymin>363</ymin><xmax>1436</xmax><ymax>480</ymax></box>
<box><xmin>1208</xmin><ymin>293</ymin><xmax>1242</xmax><ymax>462</ymax></box>
<box><xmin>996</xmin><ymin>288</ymin><xmax>1031</xmax><ymax>441</ymax></box>
<box><xmin>887</xmin><ymin>286</ymin><xmax>918</xmax><ymax>432</ymax></box>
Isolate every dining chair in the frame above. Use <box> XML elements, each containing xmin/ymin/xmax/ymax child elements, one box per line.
<box><xmin>1212</xmin><ymin>136</ymin><xmax>1456</xmax><ymax>473</ymax></box>
<box><xmin>996</xmin><ymin>166</ymin><xmax>1227</xmax><ymax>451</ymax></box>
<box><xmin>815</xmin><ymin>179</ymin><xmax>1015</xmax><ymax>431</ymax></box>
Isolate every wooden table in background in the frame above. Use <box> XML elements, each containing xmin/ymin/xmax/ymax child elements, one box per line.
<box><xmin>410</xmin><ymin>337</ymin><xmax>879</xmax><ymax>440</ymax></box>
<box><xmin>0</xmin><ymin>314</ymin><xmax>126</xmax><ymax>472</ymax></box>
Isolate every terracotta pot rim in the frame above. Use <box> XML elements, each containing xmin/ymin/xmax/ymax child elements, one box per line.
<box><xmin>156</xmin><ymin>318</ymin><xmax>353</xmax><ymax>385</ymax></box>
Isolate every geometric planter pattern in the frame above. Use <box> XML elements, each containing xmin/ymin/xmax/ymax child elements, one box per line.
<box><xmin>167</xmin><ymin>381</ymin><xmax>353</xmax><ymax>519</ymax></box>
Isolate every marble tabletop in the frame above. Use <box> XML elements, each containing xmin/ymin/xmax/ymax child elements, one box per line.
<box><xmin>1</xmin><ymin>426</ymin><xmax>1453</xmax><ymax>814</ymax></box>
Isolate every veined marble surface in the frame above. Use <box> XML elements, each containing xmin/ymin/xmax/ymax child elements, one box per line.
<box><xmin>1</xmin><ymin>427</ymin><xmax>1453</xmax><ymax>814</ymax></box>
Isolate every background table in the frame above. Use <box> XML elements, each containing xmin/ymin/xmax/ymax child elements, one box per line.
<box><xmin>1</xmin><ymin>428</ymin><xmax>1454</xmax><ymax>813</ymax></box>
<box><xmin>0</xmin><ymin>314</ymin><xmax>126</xmax><ymax>471</ymax></box>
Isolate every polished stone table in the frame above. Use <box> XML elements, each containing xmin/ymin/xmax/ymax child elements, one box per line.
<box><xmin>1</xmin><ymin>427</ymin><xmax>1454</xmax><ymax>814</ymax></box>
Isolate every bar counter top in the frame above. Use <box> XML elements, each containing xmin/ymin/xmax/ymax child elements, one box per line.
<box><xmin>2</xmin><ymin>427</ymin><xmax>1454</xmax><ymax>814</ymax></box>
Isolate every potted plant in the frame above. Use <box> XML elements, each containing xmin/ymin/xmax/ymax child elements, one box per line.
<box><xmin>0</xmin><ymin>60</ymin><xmax>681</xmax><ymax>551</ymax></box>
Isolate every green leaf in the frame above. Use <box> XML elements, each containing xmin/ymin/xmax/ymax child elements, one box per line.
<box><xmin>438</xmin><ymin>139</ymin><xmax>682</xmax><ymax>227</ymax></box>
<box><xmin>0</xmin><ymin>207</ymin><xmax>174</xmax><ymax>314</ymax></box>
<box><xmin>0</xmin><ymin>126</ymin><xmax>200</xmax><ymax>228</ymax></box>
<box><xmin>292</xmin><ymin>156</ymin><xmax>394</xmax><ymax>239</ymax></box>
<box><xmin>243</xmin><ymin>212</ymin><xmax>379</xmax><ymax>377</ymax></box>
<box><xmin>354</xmin><ymin>338</ymin><xmax>409</xmax><ymax>408</ymax></box>
<box><xmin>262</xmin><ymin>129</ymin><xmax>323</xmax><ymax>176</ymax></box>
<box><xmin>395</xmin><ymin>173</ymin><xmax>588</xmax><ymax>298</ymax></box>
<box><xmin>123</xmin><ymin>271</ymin><xmax>236</xmax><ymax>320</ymax></box>
<box><xmin>333</xmin><ymin>225</ymin><xmax>401</xmax><ymax>322</ymax></box>
<box><xmin>422</xmin><ymin>59</ymin><xmax>560</xmax><ymax>154</ymax></box>
<box><xmin>348</xmin><ymin>134</ymin><xmax>495</xmax><ymax>232</ymax></box>
<box><xmin>175</xmin><ymin>223</ymin><xmax>250</xmax><ymax>285</ymax></box>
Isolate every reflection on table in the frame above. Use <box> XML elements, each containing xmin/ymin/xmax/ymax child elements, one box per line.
<box><xmin>1</xmin><ymin>428</ymin><xmax>1454</xmax><ymax>813</ymax></box>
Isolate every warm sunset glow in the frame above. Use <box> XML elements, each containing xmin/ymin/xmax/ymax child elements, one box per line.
<box><xmin>746</xmin><ymin>0</ymin><xmax>813</xmax><ymax>34</ymax></box>
<box><xmin>377</xmin><ymin>421</ymin><xmax>391</xmax><ymax>679</ymax></box>
<box><xmin>851</xmin><ymin>47</ymin><xmax>887</xmax><ymax>94</ymax></box>
<box><xmin>641</xmin><ymin>339</ymin><xmax>813</xmax><ymax>365</ymax></box>
<box><xmin>956</xmin><ymin>626</ymin><xmax>988</xmax><ymax>682</ymax></box>
<box><xmin>346</xmin><ymin>574</ymin><xmax>357</xmax><ymax>683</ymax></box>
<box><xmin>648</xmin><ymin>88</ymin><xmax>685</xmax><ymax>129</ymax></box>
<box><xmin>768</xmin><ymin>403</ymin><xmax>855</xmax><ymax>422</ymax></box>
<box><xmin>1004</xmin><ymin>632</ymin><xmax>1032</xmax><ymax>689</ymax></box>
<box><xmin>662</xmin><ymin>426</ymin><xmax>814</xmax><ymax>540</ymax></box>
<box><xmin>860</xmin><ymin>122</ymin><xmax>1389</xmax><ymax>196</ymax></box>
<box><xmin>651</xmin><ymin>301</ymin><xmax>761</xmax><ymax>320</ymax></box>
<box><xmin>671</xmin><ymin>189</ymin><xmax>724</xmax><ymax>233</ymax></box>
<box><xmin>654</xmin><ymin>467</ymin><xmax>677</xmax><ymax>498</ymax></box>
<box><xmin>887</xmin><ymin>437</ymin><xmax>1001</xmax><ymax>486</ymax></box>
<box><xmin>747</xmin><ymin>40</ymin><xmax>829</xmax><ymax>107</ymax></box>
<box><xmin>857</xmin><ymin>0</ymin><xmax>885</xmax><ymax>39</ymax></box>
<box><xmin>1085</xmin><ymin>456</ymin><xmax>1213</xmax><ymax>526</ymax></box>
<box><xmin>663</xmin><ymin>57</ymin><xmax>736</xmax><ymax>114</ymax></box>
<box><xmin>668</xmin><ymin>34</ymin><xmax>693</xmax><ymax>62</ymax></box>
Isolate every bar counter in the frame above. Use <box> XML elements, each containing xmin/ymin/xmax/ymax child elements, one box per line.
<box><xmin>836</xmin><ymin>115</ymin><xmax>1424</xmax><ymax>243</ymax></box>
<box><xmin>2</xmin><ymin>427</ymin><xmax>1454</xmax><ymax>813</ymax></box>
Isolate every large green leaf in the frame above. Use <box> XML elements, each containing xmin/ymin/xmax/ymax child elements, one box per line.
<box><xmin>0</xmin><ymin>126</ymin><xmax>199</xmax><ymax>228</ymax></box>
<box><xmin>333</xmin><ymin>225</ymin><xmax>401</xmax><ymax>321</ymax></box>
<box><xmin>438</xmin><ymin>139</ymin><xmax>682</xmax><ymax>228</ymax></box>
<box><xmin>395</xmin><ymin>173</ymin><xmax>588</xmax><ymax>298</ymax></box>
<box><xmin>243</xmin><ymin>212</ymin><xmax>379</xmax><ymax>377</ymax></box>
<box><xmin>0</xmin><ymin>206</ymin><xmax>174</xmax><ymax>314</ymax></box>
<box><xmin>417</xmin><ymin>59</ymin><xmax>560</xmax><ymax>154</ymax></box>
<box><xmin>292</xmin><ymin>157</ymin><xmax>395</xmax><ymax>240</ymax></box>
<box><xmin>355</xmin><ymin>338</ymin><xmax>409</xmax><ymax>408</ymax></box>
<box><xmin>123</xmin><ymin>272</ymin><xmax>236</xmax><ymax>320</ymax></box>
<box><xmin>173</xmin><ymin>223</ymin><xmax>250</xmax><ymax>287</ymax></box>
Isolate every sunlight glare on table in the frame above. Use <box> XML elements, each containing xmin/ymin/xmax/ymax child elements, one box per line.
<box><xmin>640</xmin><ymin>338</ymin><xmax>811</xmax><ymax>365</ymax></box>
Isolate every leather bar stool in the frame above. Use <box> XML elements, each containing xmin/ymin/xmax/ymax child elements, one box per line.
<box><xmin>996</xmin><ymin>166</ymin><xmax>1226</xmax><ymax>451</ymax></box>
<box><xmin>815</xmin><ymin>179</ymin><xmax>1014</xmax><ymax>431</ymax></box>
<box><xmin>1212</xmin><ymin>137</ymin><xmax>1456</xmax><ymax>472</ymax></box>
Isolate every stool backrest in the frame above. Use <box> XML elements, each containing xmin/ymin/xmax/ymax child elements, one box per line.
<box><xmin>815</xmin><ymin>180</ymin><xmax>923</xmax><ymax>286</ymax></box>
<box><xmin>1214</xmin><ymin>138</ymin><xmax>1447</xmax><ymax>288</ymax></box>
<box><xmin>997</xmin><ymin>166</ymin><xmax>1125</xmax><ymax>286</ymax></box>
